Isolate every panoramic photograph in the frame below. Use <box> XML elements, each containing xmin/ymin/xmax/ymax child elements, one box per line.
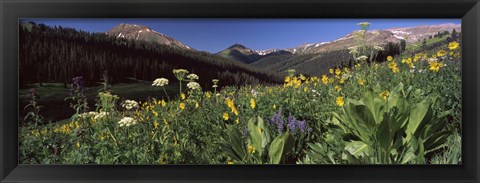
<box><xmin>19</xmin><ymin>19</ymin><xmax>462</xmax><ymax>164</ymax></box>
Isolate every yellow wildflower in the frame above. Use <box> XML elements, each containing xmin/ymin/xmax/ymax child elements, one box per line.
<box><xmin>179</xmin><ymin>102</ymin><xmax>185</xmax><ymax>110</ymax></box>
<box><xmin>321</xmin><ymin>75</ymin><xmax>329</xmax><ymax>85</ymax></box>
<box><xmin>284</xmin><ymin>76</ymin><xmax>291</xmax><ymax>83</ymax></box>
<box><xmin>329</xmin><ymin>68</ymin><xmax>334</xmax><ymax>74</ymax></box>
<box><xmin>388</xmin><ymin>62</ymin><xmax>399</xmax><ymax>73</ymax></box>
<box><xmin>380</xmin><ymin>90</ymin><xmax>390</xmax><ymax>100</ymax></box>
<box><xmin>76</xmin><ymin>141</ymin><xmax>80</xmax><ymax>148</ymax></box>
<box><xmin>429</xmin><ymin>60</ymin><xmax>443</xmax><ymax>72</ymax></box>
<box><xmin>272</xmin><ymin>104</ymin><xmax>276</xmax><ymax>110</ymax></box>
<box><xmin>225</xmin><ymin>98</ymin><xmax>238</xmax><ymax>115</ymax></box>
<box><xmin>250</xmin><ymin>98</ymin><xmax>256</xmax><ymax>109</ymax></box>
<box><xmin>227</xmin><ymin>161</ymin><xmax>234</xmax><ymax>164</ymax></box>
<box><xmin>248</xmin><ymin>145</ymin><xmax>255</xmax><ymax>154</ymax></box>
<box><xmin>195</xmin><ymin>101</ymin><xmax>199</xmax><ymax>108</ymax></box>
<box><xmin>414</xmin><ymin>54</ymin><xmax>422</xmax><ymax>62</ymax></box>
<box><xmin>405</xmin><ymin>58</ymin><xmax>414</xmax><ymax>68</ymax></box>
<box><xmin>391</xmin><ymin>66</ymin><xmax>399</xmax><ymax>73</ymax></box>
<box><xmin>448</xmin><ymin>41</ymin><xmax>459</xmax><ymax>50</ymax></box>
<box><xmin>235</xmin><ymin>118</ymin><xmax>239</xmax><ymax>124</ymax></box>
<box><xmin>339</xmin><ymin>79</ymin><xmax>345</xmax><ymax>84</ymax></box>
<box><xmin>292</xmin><ymin>77</ymin><xmax>301</xmax><ymax>88</ymax></box>
<box><xmin>328</xmin><ymin>77</ymin><xmax>334</xmax><ymax>84</ymax></box>
<box><xmin>336</xmin><ymin>96</ymin><xmax>344</xmax><ymax>107</ymax></box>
<box><xmin>387</xmin><ymin>56</ymin><xmax>393</xmax><ymax>61</ymax></box>
<box><xmin>304</xmin><ymin>87</ymin><xmax>308</xmax><ymax>92</ymax></box>
<box><xmin>358</xmin><ymin>78</ymin><xmax>365</xmax><ymax>86</ymax></box>
<box><xmin>161</xmin><ymin>100</ymin><xmax>166</xmax><ymax>107</ymax></box>
<box><xmin>335</xmin><ymin>85</ymin><xmax>341</xmax><ymax>92</ymax></box>
<box><xmin>181</xmin><ymin>93</ymin><xmax>186</xmax><ymax>100</ymax></box>
<box><xmin>205</xmin><ymin>92</ymin><xmax>212</xmax><ymax>98</ymax></box>
<box><xmin>152</xmin><ymin>110</ymin><xmax>159</xmax><ymax>117</ymax></box>
<box><xmin>300</xmin><ymin>74</ymin><xmax>307</xmax><ymax>81</ymax></box>
<box><xmin>437</xmin><ymin>50</ymin><xmax>447</xmax><ymax>57</ymax></box>
<box><xmin>335</xmin><ymin>68</ymin><xmax>342</xmax><ymax>76</ymax></box>
<box><xmin>153</xmin><ymin>120</ymin><xmax>159</xmax><ymax>129</ymax></box>
<box><xmin>354</xmin><ymin>64</ymin><xmax>361</xmax><ymax>70</ymax></box>
<box><xmin>223</xmin><ymin>112</ymin><xmax>229</xmax><ymax>121</ymax></box>
<box><xmin>344</xmin><ymin>67</ymin><xmax>350</xmax><ymax>72</ymax></box>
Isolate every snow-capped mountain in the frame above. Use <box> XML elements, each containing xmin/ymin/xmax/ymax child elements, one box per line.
<box><xmin>250</xmin><ymin>23</ymin><xmax>461</xmax><ymax>56</ymax></box>
<box><xmin>385</xmin><ymin>23</ymin><xmax>461</xmax><ymax>43</ymax></box>
<box><xmin>106</xmin><ymin>23</ymin><xmax>192</xmax><ymax>50</ymax></box>
<box><xmin>294</xmin><ymin>23</ymin><xmax>461</xmax><ymax>55</ymax></box>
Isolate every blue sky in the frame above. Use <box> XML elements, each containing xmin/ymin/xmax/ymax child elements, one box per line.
<box><xmin>21</xmin><ymin>19</ymin><xmax>460</xmax><ymax>53</ymax></box>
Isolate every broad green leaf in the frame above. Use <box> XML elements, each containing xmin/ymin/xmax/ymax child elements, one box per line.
<box><xmin>268</xmin><ymin>132</ymin><xmax>294</xmax><ymax>164</ymax></box>
<box><xmin>345</xmin><ymin>141</ymin><xmax>369</xmax><ymax>157</ymax></box>
<box><xmin>225</xmin><ymin>125</ymin><xmax>246</xmax><ymax>160</ymax></box>
<box><xmin>406</xmin><ymin>97</ymin><xmax>434</xmax><ymax>141</ymax></box>
<box><xmin>247</xmin><ymin>116</ymin><xmax>266</xmax><ymax>157</ymax></box>
<box><xmin>401</xmin><ymin>152</ymin><xmax>416</xmax><ymax>164</ymax></box>
<box><xmin>424</xmin><ymin>131</ymin><xmax>451</xmax><ymax>153</ymax></box>
<box><xmin>377</xmin><ymin>113</ymin><xmax>391</xmax><ymax>151</ymax></box>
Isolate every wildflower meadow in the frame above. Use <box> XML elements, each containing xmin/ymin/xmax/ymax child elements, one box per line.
<box><xmin>19</xmin><ymin>22</ymin><xmax>462</xmax><ymax>165</ymax></box>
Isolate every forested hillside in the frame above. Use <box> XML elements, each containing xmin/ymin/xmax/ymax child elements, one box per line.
<box><xmin>251</xmin><ymin>41</ymin><xmax>405</xmax><ymax>76</ymax></box>
<box><xmin>19</xmin><ymin>23</ymin><xmax>282</xmax><ymax>89</ymax></box>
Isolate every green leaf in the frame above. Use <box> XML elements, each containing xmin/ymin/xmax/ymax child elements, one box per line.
<box><xmin>222</xmin><ymin>125</ymin><xmax>246</xmax><ymax>161</ymax></box>
<box><xmin>345</xmin><ymin>141</ymin><xmax>369</xmax><ymax>157</ymax></box>
<box><xmin>247</xmin><ymin>116</ymin><xmax>266</xmax><ymax>157</ymax></box>
<box><xmin>406</xmin><ymin>97</ymin><xmax>434</xmax><ymax>141</ymax></box>
<box><xmin>401</xmin><ymin>152</ymin><xmax>416</xmax><ymax>164</ymax></box>
<box><xmin>268</xmin><ymin>132</ymin><xmax>294</xmax><ymax>164</ymax></box>
<box><xmin>377</xmin><ymin>113</ymin><xmax>391</xmax><ymax>151</ymax></box>
<box><xmin>424</xmin><ymin>131</ymin><xmax>451</xmax><ymax>153</ymax></box>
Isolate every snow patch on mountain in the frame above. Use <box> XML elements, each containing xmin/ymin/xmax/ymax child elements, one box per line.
<box><xmin>393</xmin><ymin>35</ymin><xmax>405</xmax><ymax>39</ymax></box>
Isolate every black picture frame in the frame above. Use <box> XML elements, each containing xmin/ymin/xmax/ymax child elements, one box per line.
<box><xmin>1</xmin><ymin>0</ymin><xmax>479</xmax><ymax>182</ymax></box>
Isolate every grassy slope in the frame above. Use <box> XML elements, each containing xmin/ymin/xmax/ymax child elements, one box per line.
<box><xmin>19</xmin><ymin>80</ymin><xmax>180</xmax><ymax>123</ymax></box>
<box><xmin>405</xmin><ymin>34</ymin><xmax>450</xmax><ymax>53</ymax></box>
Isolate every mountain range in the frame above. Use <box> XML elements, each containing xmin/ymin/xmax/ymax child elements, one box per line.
<box><xmin>105</xmin><ymin>23</ymin><xmax>460</xmax><ymax>75</ymax></box>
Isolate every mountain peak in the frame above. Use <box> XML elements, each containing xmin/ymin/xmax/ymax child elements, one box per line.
<box><xmin>228</xmin><ymin>43</ymin><xmax>248</xmax><ymax>49</ymax></box>
<box><xmin>217</xmin><ymin>43</ymin><xmax>262</xmax><ymax>64</ymax></box>
<box><xmin>111</xmin><ymin>23</ymin><xmax>151</xmax><ymax>32</ymax></box>
<box><xmin>106</xmin><ymin>23</ymin><xmax>191</xmax><ymax>50</ymax></box>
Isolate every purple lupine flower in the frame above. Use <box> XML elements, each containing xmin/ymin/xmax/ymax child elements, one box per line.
<box><xmin>72</xmin><ymin>76</ymin><xmax>84</xmax><ymax>89</ymax></box>
<box><xmin>269</xmin><ymin>109</ymin><xmax>282</xmax><ymax>125</ymax></box>
<box><xmin>269</xmin><ymin>110</ymin><xmax>284</xmax><ymax>134</ymax></box>
<box><xmin>297</xmin><ymin>120</ymin><xmax>307</xmax><ymax>133</ymax></box>
<box><xmin>287</xmin><ymin>115</ymin><xmax>297</xmax><ymax>131</ymax></box>
<box><xmin>70</xmin><ymin>76</ymin><xmax>85</xmax><ymax>95</ymax></box>
<box><xmin>286</xmin><ymin>114</ymin><xmax>309</xmax><ymax>134</ymax></box>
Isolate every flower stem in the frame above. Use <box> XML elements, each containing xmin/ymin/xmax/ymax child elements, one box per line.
<box><xmin>179</xmin><ymin>80</ymin><xmax>182</xmax><ymax>95</ymax></box>
<box><xmin>162</xmin><ymin>87</ymin><xmax>170</xmax><ymax>101</ymax></box>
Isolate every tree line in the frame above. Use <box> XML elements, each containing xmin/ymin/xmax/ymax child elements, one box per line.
<box><xmin>251</xmin><ymin>41</ymin><xmax>406</xmax><ymax>76</ymax></box>
<box><xmin>19</xmin><ymin>23</ymin><xmax>283</xmax><ymax>90</ymax></box>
